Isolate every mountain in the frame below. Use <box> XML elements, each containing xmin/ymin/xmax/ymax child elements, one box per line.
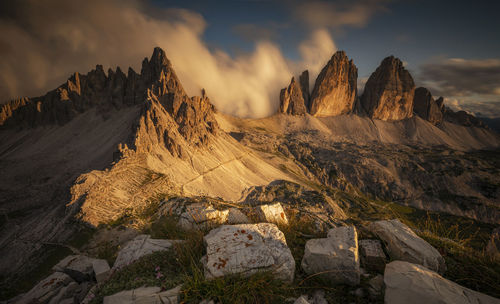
<box><xmin>359</xmin><ymin>56</ymin><xmax>415</xmax><ymax>121</ymax></box>
<box><xmin>308</xmin><ymin>51</ymin><xmax>358</xmax><ymax>117</ymax></box>
<box><xmin>1</xmin><ymin>47</ymin><xmax>500</xmax><ymax>302</ymax></box>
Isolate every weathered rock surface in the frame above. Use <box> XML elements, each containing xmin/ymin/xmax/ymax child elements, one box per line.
<box><xmin>255</xmin><ymin>202</ymin><xmax>288</xmax><ymax>225</ymax></box>
<box><xmin>301</xmin><ymin>226</ymin><xmax>360</xmax><ymax>285</ymax></box>
<box><xmin>15</xmin><ymin>272</ymin><xmax>74</xmax><ymax>304</ymax></box>
<box><xmin>103</xmin><ymin>285</ymin><xmax>182</xmax><ymax>304</ymax></box>
<box><xmin>227</xmin><ymin>208</ymin><xmax>250</xmax><ymax>224</ymax></box>
<box><xmin>279</xmin><ymin>77</ymin><xmax>307</xmax><ymax>115</ymax></box>
<box><xmin>359</xmin><ymin>239</ymin><xmax>386</xmax><ymax>272</ymax></box>
<box><xmin>178</xmin><ymin>203</ymin><xmax>229</xmax><ymax>230</ymax></box>
<box><xmin>360</xmin><ymin>56</ymin><xmax>415</xmax><ymax>121</ymax></box>
<box><xmin>369</xmin><ymin>219</ymin><xmax>445</xmax><ymax>273</ymax></box>
<box><xmin>413</xmin><ymin>87</ymin><xmax>443</xmax><ymax>125</ymax></box>
<box><xmin>299</xmin><ymin>70</ymin><xmax>311</xmax><ymax>109</ymax></box>
<box><xmin>203</xmin><ymin>223</ymin><xmax>295</xmax><ymax>281</ymax></box>
<box><xmin>112</xmin><ymin>234</ymin><xmax>175</xmax><ymax>270</ymax></box>
<box><xmin>309</xmin><ymin>51</ymin><xmax>358</xmax><ymax>117</ymax></box>
<box><xmin>384</xmin><ymin>261</ymin><xmax>500</xmax><ymax>304</ymax></box>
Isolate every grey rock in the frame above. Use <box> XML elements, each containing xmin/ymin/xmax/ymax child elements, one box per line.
<box><xmin>203</xmin><ymin>223</ymin><xmax>295</xmax><ymax>282</ymax></box>
<box><xmin>16</xmin><ymin>272</ymin><xmax>74</xmax><ymax>304</ymax></box>
<box><xmin>369</xmin><ymin>219</ymin><xmax>445</xmax><ymax>274</ymax></box>
<box><xmin>294</xmin><ymin>295</ymin><xmax>311</xmax><ymax>304</ymax></box>
<box><xmin>301</xmin><ymin>226</ymin><xmax>360</xmax><ymax>285</ymax></box>
<box><xmin>384</xmin><ymin>261</ymin><xmax>500</xmax><ymax>304</ymax></box>
<box><xmin>227</xmin><ymin>208</ymin><xmax>250</xmax><ymax>224</ymax></box>
<box><xmin>103</xmin><ymin>285</ymin><xmax>182</xmax><ymax>304</ymax></box>
<box><xmin>178</xmin><ymin>203</ymin><xmax>229</xmax><ymax>230</ymax></box>
<box><xmin>255</xmin><ymin>202</ymin><xmax>288</xmax><ymax>225</ymax></box>
<box><xmin>112</xmin><ymin>235</ymin><xmax>175</xmax><ymax>270</ymax></box>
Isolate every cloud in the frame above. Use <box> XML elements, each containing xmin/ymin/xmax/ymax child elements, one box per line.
<box><xmin>0</xmin><ymin>0</ymin><xmax>336</xmax><ymax>118</ymax></box>
<box><xmin>232</xmin><ymin>24</ymin><xmax>277</xmax><ymax>42</ymax></box>
<box><xmin>419</xmin><ymin>58</ymin><xmax>500</xmax><ymax>97</ymax></box>
<box><xmin>293</xmin><ymin>0</ymin><xmax>391</xmax><ymax>30</ymax></box>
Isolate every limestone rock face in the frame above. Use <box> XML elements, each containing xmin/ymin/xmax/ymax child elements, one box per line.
<box><xmin>369</xmin><ymin>219</ymin><xmax>445</xmax><ymax>273</ymax></box>
<box><xmin>278</xmin><ymin>77</ymin><xmax>307</xmax><ymax>115</ymax></box>
<box><xmin>413</xmin><ymin>87</ymin><xmax>443</xmax><ymax>125</ymax></box>
<box><xmin>299</xmin><ymin>70</ymin><xmax>310</xmax><ymax>109</ymax></box>
<box><xmin>309</xmin><ymin>51</ymin><xmax>358</xmax><ymax>117</ymax></box>
<box><xmin>112</xmin><ymin>234</ymin><xmax>175</xmax><ymax>270</ymax></box>
<box><xmin>360</xmin><ymin>56</ymin><xmax>415</xmax><ymax>121</ymax></box>
<box><xmin>301</xmin><ymin>226</ymin><xmax>360</xmax><ymax>285</ymax></box>
<box><xmin>384</xmin><ymin>261</ymin><xmax>500</xmax><ymax>304</ymax></box>
<box><xmin>203</xmin><ymin>223</ymin><xmax>295</xmax><ymax>282</ymax></box>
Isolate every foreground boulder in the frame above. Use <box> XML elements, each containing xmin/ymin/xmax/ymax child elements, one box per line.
<box><xmin>103</xmin><ymin>285</ymin><xmax>182</xmax><ymax>304</ymax></box>
<box><xmin>301</xmin><ymin>226</ymin><xmax>360</xmax><ymax>285</ymax></box>
<box><xmin>178</xmin><ymin>203</ymin><xmax>229</xmax><ymax>230</ymax></box>
<box><xmin>255</xmin><ymin>202</ymin><xmax>288</xmax><ymax>225</ymax></box>
<box><xmin>359</xmin><ymin>56</ymin><xmax>415</xmax><ymax>121</ymax></box>
<box><xmin>309</xmin><ymin>51</ymin><xmax>358</xmax><ymax>117</ymax></box>
<box><xmin>53</xmin><ymin>255</ymin><xmax>110</xmax><ymax>283</ymax></box>
<box><xmin>203</xmin><ymin>223</ymin><xmax>295</xmax><ymax>282</ymax></box>
<box><xmin>369</xmin><ymin>219</ymin><xmax>445</xmax><ymax>273</ymax></box>
<box><xmin>112</xmin><ymin>234</ymin><xmax>175</xmax><ymax>270</ymax></box>
<box><xmin>278</xmin><ymin>77</ymin><xmax>307</xmax><ymax>115</ymax></box>
<box><xmin>385</xmin><ymin>261</ymin><xmax>500</xmax><ymax>304</ymax></box>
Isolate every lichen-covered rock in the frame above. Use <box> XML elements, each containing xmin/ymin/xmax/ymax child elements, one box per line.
<box><xmin>309</xmin><ymin>51</ymin><xmax>358</xmax><ymax>117</ymax></box>
<box><xmin>413</xmin><ymin>87</ymin><xmax>443</xmax><ymax>125</ymax></box>
<box><xmin>278</xmin><ymin>77</ymin><xmax>307</xmax><ymax>115</ymax></box>
<box><xmin>16</xmin><ymin>272</ymin><xmax>74</xmax><ymax>304</ymax></box>
<box><xmin>384</xmin><ymin>261</ymin><xmax>500</xmax><ymax>304</ymax></box>
<box><xmin>203</xmin><ymin>223</ymin><xmax>295</xmax><ymax>282</ymax></box>
<box><xmin>103</xmin><ymin>285</ymin><xmax>182</xmax><ymax>304</ymax></box>
<box><xmin>301</xmin><ymin>226</ymin><xmax>360</xmax><ymax>285</ymax></box>
<box><xmin>369</xmin><ymin>219</ymin><xmax>445</xmax><ymax>273</ymax></box>
<box><xmin>112</xmin><ymin>235</ymin><xmax>175</xmax><ymax>270</ymax></box>
<box><xmin>359</xmin><ymin>239</ymin><xmax>386</xmax><ymax>272</ymax></box>
<box><xmin>360</xmin><ymin>56</ymin><xmax>415</xmax><ymax>121</ymax></box>
<box><xmin>255</xmin><ymin>202</ymin><xmax>288</xmax><ymax>225</ymax></box>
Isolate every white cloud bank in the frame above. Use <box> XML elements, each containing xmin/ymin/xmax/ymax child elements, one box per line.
<box><xmin>0</xmin><ymin>0</ymin><xmax>338</xmax><ymax>118</ymax></box>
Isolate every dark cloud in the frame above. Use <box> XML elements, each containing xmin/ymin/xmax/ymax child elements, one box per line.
<box><xmin>419</xmin><ymin>58</ymin><xmax>500</xmax><ymax>97</ymax></box>
<box><xmin>232</xmin><ymin>24</ymin><xmax>277</xmax><ymax>42</ymax></box>
<box><xmin>293</xmin><ymin>0</ymin><xmax>392</xmax><ymax>30</ymax></box>
<box><xmin>445</xmin><ymin>99</ymin><xmax>500</xmax><ymax>119</ymax></box>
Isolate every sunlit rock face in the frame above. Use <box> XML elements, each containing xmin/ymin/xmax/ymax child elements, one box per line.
<box><xmin>278</xmin><ymin>77</ymin><xmax>307</xmax><ymax>115</ymax></box>
<box><xmin>360</xmin><ymin>56</ymin><xmax>415</xmax><ymax>121</ymax></box>
<box><xmin>309</xmin><ymin>51</ymin><xmax>358</xmax><ymax>117</ymax></box>
<box><xmin>413</xmin><ymin>87</ymin><xmax>443</xmax><ymax>125</ymax></box>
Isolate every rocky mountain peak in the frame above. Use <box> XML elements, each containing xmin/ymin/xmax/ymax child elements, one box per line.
<box><xmin>359</xmin><ymin>55</ymin><xmax>415</xmax><ymax>121</ymax></box>
<box><xmin>413</xmin><ymin>87</ymin><xmax>443</xmax><ymax>125</ymax></box>
<box><xmin>278</xmin><ymin>77</ymin><xmax>307</xmax><ymax>115</ymax></box>
<box><xmin>299</xmin><ymin>70</ymin><xmax>310</xmax><ymax>109</ymax></box>
<box><xmin>309</xmin><ymin>50</ymin><xmax>358</xmax><ymax>117</ymax></box>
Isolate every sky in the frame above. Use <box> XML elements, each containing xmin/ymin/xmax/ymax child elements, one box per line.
<box><xmin>1</xmin><ymin>0</ymin><xmax>499</xmax><ymax>118</ymax></box>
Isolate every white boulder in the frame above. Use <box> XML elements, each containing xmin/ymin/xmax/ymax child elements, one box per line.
<box><xmin>255</xmin><ymin>203</ymin><xmax>288</xmax><ymax>225</ymax></box>
<box><xmin>301</xmin><ymin>226</ymin><xmax>360</xmax><ymax>285</ymax></box>
<box><xmin>52</xmin><ymin>254</ymin><xmax>110</xmax><ymax>283</ymax></box>
<box><xmin>369</xmin><ymin>219</ymin><xmax>445</xmax><ymax>273</ymax></box>
<box><xmin>112</xmin><ymin>235</ymin><xmax>175</xmax><ymax>270</ymax></box>
<box><xmin>384</xmin><ymin>261</ymin><xmax>500</xmax><ymax>304</ymax></box>
<box><xmin>178</xmin><ymin>203</ymin><xmax>229</xmax><ymax>230</ymax></box>
<box><xmin>203</xmin><ymin>223</ymin><xmax>295</xmax><ymax>282</ymax></box>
